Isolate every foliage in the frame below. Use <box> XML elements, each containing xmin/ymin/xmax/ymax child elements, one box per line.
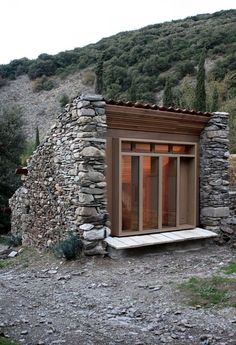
<box><xmin>82</xmin><ymin>69</ymin><xmax>95</xmax><ymax>86</ymax></box>
<box><xmin>0</xmin><ymin>106</ymin><xmax>26</xmax><ymax>233</ymax></box>
<box><xmin>0</xmin><ymin>76</ymin><xmax>7</xmax><ymax>88</ymax></box>
<box><xmin>95</xmin><ymin>60</ymin><xmax>104</xmax><ymax>94</ymax></box>
<box><xmin>0</xmin><ymin>260</ymin><xmax>11</xmax><ymax>269</ymax></box>
<box><xmin>5</xmin><ymin>233</ymin><xmax>22</xmax><ymax>247</ymax></box>
<box><xmin>20</xmin><ymin>141</ymin><xmax>35</xmax><ymax>166</ymax></box>
<box><xmin>59</xmin><ymin>93</ymin><xmax>70</xmax><ymax>108</ymax></box>
<box><xmin>35</xmin><ymin>126</ymin><xmax>40</xmax><ymax>149</ymax></box>
<box><xmin>194</xmin><ymin>51</ymin><xmax>206</xmax><ymax>111</ymax></box>
<box><xmin>210</xmin><ymin>85</ymin><xmax>219</xmax><ymax>112</ymax></box>
<box><xmin>229</xmin><ymin>155</ymin><xmax>236</xmax><ymax>186</ymax></box>
<box><xmin>0</xmin><ymin>10</ymin><xmax>235</xmax><ymax>104</ymax></box>
<box><xmin>221</xmin><ymin>262</ymin><xmax>236</xmax><ymax>275</ymax></box>
<box><xmin>54</xmin><ymin>233</ymin><xmax>83</xmax><ymax>260</ymax></box>
<box><xmin>0</xmin><ymin>10</ymin><xmax>236</xmax><ymax>144</ymax></box>
<box><xmin>0</xmin><ymin>337</ymin><xmax>19</xmax><ymax>345</ymax></box>
<box><xmin>163</xmin><ymin>78</ymin><xmax>174</xmax><ymax>107</ymax></box>
<box><xmin>180</xmin><ymin>275</ymin><xmax>236</xmax><ymax>307</ymax></box>
<box><xmin>33</xmin><ymin>75</ymin><xmax>55</xmax><ymax>92</ymax></box>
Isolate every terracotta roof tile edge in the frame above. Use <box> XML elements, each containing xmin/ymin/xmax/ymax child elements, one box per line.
<box><xmin>105</xmin><ymin>99</ymin><xmax>212</xmax><ymax>116</ymax></box>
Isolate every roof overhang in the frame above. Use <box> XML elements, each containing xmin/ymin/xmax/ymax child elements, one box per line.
<box><xmin>106</xmin><ymin>104</ymin><xmax>210</xmax><ymax>136</ymax></box>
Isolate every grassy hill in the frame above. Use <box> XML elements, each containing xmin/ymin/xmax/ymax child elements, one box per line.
<box><xmin>0</xmin><ymin>9</ymin><xmax>236</xmax><ymax>148</ymax></box>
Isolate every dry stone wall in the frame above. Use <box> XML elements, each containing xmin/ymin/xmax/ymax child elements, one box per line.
<box><xmin>200</xmin><ymin>112</ymin><xmax>233</xmax><ymax>243</ymax></box>
<box><xmin>9</xmin><ymin>94</ymin><xmax>110</xmax><ymax>255</ymax></box>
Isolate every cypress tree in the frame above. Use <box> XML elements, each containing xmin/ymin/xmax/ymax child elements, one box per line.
<box><xmin>194</xmin><ymin>51</ymin><xmax>206</xmax><ymax>111</ymax></box>
<box><xmin>163</xmin><ymin>78</ymin><xmax>173</xmax><ymax>107</ymax></box>
<box><xmin>129</xmin><ymin>79</ymin><xmax>137</xmax><ymax>101</ymax></box>
<box><xmin>95</xmin><ymin>60</ymin><xmax>103</xmax><ymax>94</ymax></box>
<box><xmin>211</xmin><ymin>86</ymin><xmax>219</xmax><ymax>112</ymax></box>
<box><xmin>35</xmin><ymin>126</ymin><xmax>40</xmax><ymax>149</ymax></box>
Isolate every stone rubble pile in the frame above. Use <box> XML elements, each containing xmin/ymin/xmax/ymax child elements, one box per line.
<box><xmin>10</xmin><ymin>94</ymin><xmax>110</xmax><ymax>255</ymax></box>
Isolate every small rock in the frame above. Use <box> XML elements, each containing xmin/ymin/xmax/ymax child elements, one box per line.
<box><xmin>200</xmin><ymin>335</ymin><xmax>209</xmax><ymax>341</ymax></box>
<box><xmin>8</xmin><ymin>251</ymin><xmax>18</xmax><ymax>258</ymax></box>
<box><xmin>48</xmin><ymin>269</ymin><xmax>58</xmax><ymax>274</ymax></box>
<box><xmin>20</xmin><ymin>330</ymin><xmax>28</xmax><ymax>335</ymax></box>
<box><xmin>57</xmin><ymin>274</ymin><xmax>71</xmax><ymax>281</ymax></box>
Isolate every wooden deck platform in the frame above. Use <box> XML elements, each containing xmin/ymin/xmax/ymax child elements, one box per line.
<box><xmin>104</xmin><ymin>228</ymin><xmax>217</xmax><ymax>250</ymax></box>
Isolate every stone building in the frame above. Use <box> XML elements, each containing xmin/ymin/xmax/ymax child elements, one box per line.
<box><xmin>9</xmin><ymin>94</ymin><xmax>234</xmax><ymax>254</ymax></box>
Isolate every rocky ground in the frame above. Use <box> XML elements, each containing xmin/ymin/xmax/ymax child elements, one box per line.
<box><xmin>0</xmin><ymin>243</ymin><xmax>236</xmax><ymax>345</ymax></box>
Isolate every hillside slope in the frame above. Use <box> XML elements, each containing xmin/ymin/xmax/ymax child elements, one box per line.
<box><xmin>0</xmin><ymin>9</ymin><xmax>235</xmax><ymax>143</ymax></box>
<box><xmin>0</xmin><ymin>70</ymin><xmax>94</xmax><ymax>141</ymax></box>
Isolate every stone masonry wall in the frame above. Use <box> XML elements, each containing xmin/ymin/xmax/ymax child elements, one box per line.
<box><xmin>200</xmin><ymin>112</ymin><xmax>233</xmax><ymax>243</ymax></box>
<box><xmin>9</xmin><ymin>94</ymin><xmax>110</xmax><ymax>255</ymax></box>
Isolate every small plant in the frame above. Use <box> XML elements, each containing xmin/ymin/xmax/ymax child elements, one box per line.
<box><xmin>0</xmin><ymin>336</ymin><xmax>19</xmax><ymax>345</ymax></box>
<box><xmin>180</xmin><ymin>275</ymin><xmax>236</xmax><ymax>307</ymax></box>
<box><xmin>33</xmin><ymin>75</ymin><xmax>55</xmax><ymax>92</ymax></box>
<box><xmin>54</xmin><ymin>233</ymin><xmax>83</xmax><ymax>260</ymax></box>
<box><xmin>59</xmin><ymin>93</ymin><xmax>70</xmax><ymax>108</ymax></box>
<box><xmin>5</xmin><ymin>234</ymin><xmax>22</xmax><ymax>247</ymax></box>
<box><xmin>0</xmin><ymin>260</ymin><xmax>11</xmax><ymax>269</ymax></box>
<box><xmin>222</xmin><ymin>262</ymin><xmax>236</xmax><ymax>275</ymax></box>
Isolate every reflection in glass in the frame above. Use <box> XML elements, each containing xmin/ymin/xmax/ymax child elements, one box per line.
<box><xmin>122</xmin><ymin>156</ymin><xmax>139</xmax><ymax>231</ymax></box>
<box><xmin>143</xmin><ymin>157</ymin><xmax>159</xmax><ymax>229</ymax></box>
<box><xmin>162</xmin><ymin>157</ymin><xmax>177</xmax><ymax>227</ymax></box>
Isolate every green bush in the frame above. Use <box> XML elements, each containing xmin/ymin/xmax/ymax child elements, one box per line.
<box><xmin>33</xmin><ymin>75</ymin><xmax>55</xmax><ymax>92</ymax></box>
<box><xmin>5</xmin><ymin>234</ymin><xmax>22</xmax><ymax>247</ymax></box>
<box><xmin>59</xmin><ymin>94</ymin><xmax>70</xmax><ymax>108</ymax></box>
<box><xmin>54</xmin><ymin>233</ymin><xmax>83</xmax><ymax>260</ymax></box>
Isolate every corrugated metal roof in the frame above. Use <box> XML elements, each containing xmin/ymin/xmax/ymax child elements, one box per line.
<box><xmin>105</xmin><ymin>99</ymin><xmax>211</xmax><ymax>116</ymax></box>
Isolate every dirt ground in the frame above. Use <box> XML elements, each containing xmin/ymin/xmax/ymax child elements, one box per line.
<box><xmin>0</xmin><ymin>243</ymin><xmax>236</xmax><ymax>345</ymax></box>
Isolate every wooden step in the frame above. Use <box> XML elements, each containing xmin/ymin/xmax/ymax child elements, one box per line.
<box><xmin>104</xmin><ymin>228</ymin><xmax>217</xmax><ymax>250</ymax></box>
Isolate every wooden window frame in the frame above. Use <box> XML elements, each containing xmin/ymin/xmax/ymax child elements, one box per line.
<box><xmin>111</xmin><ymin>138</ymin><xmax>198</xmax><ymax>237</ymax></box>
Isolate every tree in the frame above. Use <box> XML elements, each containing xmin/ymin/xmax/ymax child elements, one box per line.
<box><xmin>211</xmin><ymin>86</ymin><xmax>219</xmax><ymax>112</ymax></box>
<box><xmin>194</xmin><ymin>51</ymin><xmax>206</xmax><ymax>111</ymax></box>
<box><xmin>0</xmin><ymin>106</ymin><xmax>26</xmax><ymax>233</ymax></box>
<box><xmin>95</xmin><ymin>60</ymin><xmax>104</xmax><ymax>94</ymax></box>
<box><xmin>35</xmin><ymin>126</ymin><xmax>40</xmax><ymax>149</ymax></box>
<box><xmin>163</xmin><ymin>78</ymin><xmax>174</xmax><ymax>107</ymax></box>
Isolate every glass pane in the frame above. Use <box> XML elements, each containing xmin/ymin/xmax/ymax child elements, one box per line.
<box><xmin>162</xmin><ymin>157</ymin><xmax>177</xmax><ymax>227</ymax></box>
<box><xmin>143</xmin><ymin>157</ymin><xmax>159</xmax><ymax>229</ymax></box>
<box><xmin>135</xmin><ymin>143</ymin><xmax>151</xmax><ymax>152</ymax></box>
<box><xmin>122</xmin><ymin>141</ymin><xmax>131</xmax><ymax>152</ymax></box>
<box><xmin>154</xmin><ymin>144</ymin><xmax>169</xmax><ymax>153</ymax></box>
<box><xmin>122</xmin><ymin>156</ymin><xmax>139</xmax><ymax>231</ymax></box>
<box><xmin>172</xmin><ymin>145</ymin><xmax>187</xmax><ymax>154</ymax></box>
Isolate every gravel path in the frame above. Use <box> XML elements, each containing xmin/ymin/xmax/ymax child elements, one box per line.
<box><xmin>0</xmin><ymin>244</ymin><xmax>236</xmax><ymax>345</ymax></box>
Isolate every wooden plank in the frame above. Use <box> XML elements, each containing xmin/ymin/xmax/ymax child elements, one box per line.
<box><xmin>105</xmin><ymin>228</ymin><xmax>218</xmax><ymax>250</ymax></box>
<box><xmin>105</xmin><ymin>237</ymin><xmax>129</xmax><ymax>249</ymax></box>
<box><xmin>149</xmin><ymin>234</ymin><xmax>174</xmax><ymax>243</ymax></box>
<box><xmin>161</xmin><ymin>232</ymin><xmax>186</xmax><ymax>240</ymax></box>
<box><xmin>193</xmin><ymin>228</ymin><xmax>218</xmax><ymax>237</ymax></box>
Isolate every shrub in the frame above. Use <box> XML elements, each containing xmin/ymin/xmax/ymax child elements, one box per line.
<box><xmin>54</xmin><ymin>233</ymin><xmax>83</xmax><ymax>260</ymax></box>
<box><xmin>83</xmin><ymin>69</ymin><xmax>96</xmax><ymax>87</ymax></box>
<box><xmin>5</xmin><ymin>234</ymin><xmax>22</xmax><ymax>247</ymax></box>
<box><xmin>33</xmin><ymin>75</ymin><xmax>55</xmax><ymax>92</ymax></box>
<box><xmin>59</xmin><ymin>94</ymin><xmax>70</xmax><ymax>108</ymax></box>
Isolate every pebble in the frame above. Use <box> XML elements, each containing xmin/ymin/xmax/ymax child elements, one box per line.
<box><xmin>20</xmin><ymin>330</ymin><xmax>28</xmax><ymax>335</ymax></box>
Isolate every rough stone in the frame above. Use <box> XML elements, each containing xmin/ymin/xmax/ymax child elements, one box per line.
<box><xmin>80</xmin><ymin>146</ymin><xmax>105</xmax><ymax>158</ymax></box>
<box><xmin>201</xmin><ymin>207</ymin><xmax>230</xmax><ymax>218</ymax></box>
<box><xmin>9</xmin><ymin>94</ymin><xmax>110</xmax><ymax>252</ymax></box>
<box><xmin>79</xmin><ymin>223</ymin><xmax>94</xmax><ymax>231</ymax></box>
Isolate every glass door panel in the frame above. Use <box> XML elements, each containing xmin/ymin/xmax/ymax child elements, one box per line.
<box><xmin>122</xmin><ymin>156</ymin><xmax>139</xmax><ymax>231</ymax></box>
<box><xmin>162</xmin><ymin>157</ymin><xmax>177</xmax><ymax>228</ymax></box>
<box><xmin>143</xmin><ymin>157</ymin><xmax>159</xmax><ymax>230</ymax></box>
